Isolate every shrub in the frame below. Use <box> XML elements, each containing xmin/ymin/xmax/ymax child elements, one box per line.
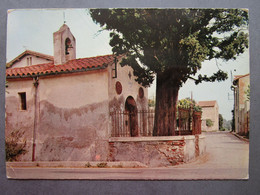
<box><xmin>97</xmin><ymin>162</ymin><xmax>108</xmax><ymax>168</ymax></box>
<box><xmin>85</xmin><ymin>162</ymin><xmax>92</xmax><ymax>168</ymax></box>
<box><xmin>148</xmin><ymin>98</ymin><xmax>155</xmax><ymax>107</ymax></box>
<box><xmin>206</xmin><ymin>119</ymin><xmax>213</xmax><ymax>127</ymax></box>
<box><xmin>178</xmin><ymin>98</ymin><xmax>202</xmax><ymax>112</ymax></box>
<box><xmin>5</xmin><ymin>130</ymin><xmax>27</xmax><ymax>161</ymax></box>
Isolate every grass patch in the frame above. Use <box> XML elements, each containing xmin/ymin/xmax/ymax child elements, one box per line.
<box><xmin>85</xmin><ymin>162</ymin><xmax>92</xmax><ymax>168</ymax></box>
<box><xmin>96</xmin><ymin>162</ymin><xmax>108</xmax><ymax>168</ymax></box>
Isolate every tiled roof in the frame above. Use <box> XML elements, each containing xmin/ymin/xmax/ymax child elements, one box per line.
<box><xmin>198</xmin><ymin>100</ymin><xmax>217</xmax><ymax>107</ymax></box>
<box><xmin>6</xmin><ymin>54</ymin><xmax>115</xmax><ymax>78</ymax></box>
<box><xmin>6</xmin><ymin>50</ymin><xmax>54</xmax><ymax>68</ymax></box>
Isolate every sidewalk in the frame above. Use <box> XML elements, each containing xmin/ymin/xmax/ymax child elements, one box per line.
<box><xmin>6</xmin><ymin>161</ymin><xmax>148</xmax><ymax>168</ymax></box>
<box><xmin>230</xmin><ymin>131</ymin><xmax>249</xmax><ymax>143</ymax></box>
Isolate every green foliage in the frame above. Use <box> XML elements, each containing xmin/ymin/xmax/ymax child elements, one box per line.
<box><xmin>90</xmin><ymin>8</ymin><xmax>248</xmax><ymax>87</ymax></box>
<box><xmin>97</xmin><ymin>162</ymin><xmax>108</xmax><ymax>168</ymax></box>
<box><xmin>245</xmin><ymin>84</ymin><xmax>250</xmax><ymax>100</ymax></box>
<box><xmin>178</xmin><ymin>98</ymin><xmax>202</xmax><ymax>112</ymax></box>
<box><xmin>5</xmin><ymin>130</ymin><xmax>27</xmax><ymax>161</ymax></box>
<box><xmin>219</xmin><ymin>114</ymin><xmax>224</xmax><ymax>130</ymax></box>
<box><xmin>222</xmin><ymin>119</ymin><xmax>232</xmax><ymax>131</ymax></box>
<box><xmin>148</xmin><ymin>98</ymin><xmax>156</xmax><ymax>107</ymax></box>
<box><xmin>206</xmin><ymin>119</ymin><xmax>214</xmax><ymax>127</ymax></box>
<box><xmin>90</xmin><ymin>9</ymin><xmax>248</xmax><ymax>135</ymax></box>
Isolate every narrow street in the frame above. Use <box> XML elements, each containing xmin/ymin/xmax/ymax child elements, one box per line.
<box><xmin>172</xmin><ymin>131</ymin><xmax>249</xmax><ymax>179</ymax></box>
<box><xmin>6</xmin><ymin>131</ymin><xmax>249</xmax><ymax>180</ymax></box>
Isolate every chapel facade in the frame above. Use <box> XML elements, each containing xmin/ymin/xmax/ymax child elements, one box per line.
<box><xmin>5</xmin><ymin>24</ymin><xmax>148</xmax><ymax>162</ymax></box>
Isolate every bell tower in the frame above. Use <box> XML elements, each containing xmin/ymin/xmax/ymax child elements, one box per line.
<box><xmin>53</xmin><ymin>24</ymin><xmax>76</xmax><ymax>65</ymax></box>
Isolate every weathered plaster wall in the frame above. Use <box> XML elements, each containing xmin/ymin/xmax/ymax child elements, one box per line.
<box><xmin>109</xmin><ymin>137</ymin><xmax>184</xmax><ymax>167</ymax></box>
<box><xmin>6</xmin><ymin>70</ymin><xmax>111</xmax><ymax>162</ymax></box>
<box><xmin>53</xmin><ymin>24</ymin><xmax>76</xmax><ymax>65</ymax></box>
<box><xmin>109</xmin><ymin>135</ymin><xmax>206</xmax><ymax>167</ymax></box>
<box><xmin>238</xmin><ymin>75</ymin><xmax>250</xmax><ymax>109</ymax></box>
<box><xmin>5</xmin><ymin>79</ymin><xmax>35</xmax><ymax>161</ymax></box>
<box><xmin>183</xmin><ymin>136</ymin><xmax>195</xmax><ymax>162</ymax></box>
<box><xmin>11</xmin><ymin>55</ymin><xmax>52</xmax><ymax>68</ymax></box>
<box><xmin>234</xmin><ymin>75</ymin><xmax>250</xmax><ymax>135</ymax></box>
<box><xmin>198</xmin><ymin>135</ymin><xmax>206</xmax><ymax>155</ymax></box>
<box><xmin>201</xmin><ymin>105</ymin><xmax>219</xmax><ymax>131</ymax></box>
<box><xmin>108</xmin><ymin>61</ymin><xmax>148</xmax><ymax>112</ymax></box>
<box><xmin>183</xmin><ymin>135</ymin><xmax>206</xmax><ymax>162</ymax></box>
<box><xmin>35</xmin><ymin>71</ymin><xmax>110</xmax><ymax>161</ymax></box>
<box><xmin>39</xmin><ymin>71</ymin><xmax>108</xmax><ymax>108</ymax></box>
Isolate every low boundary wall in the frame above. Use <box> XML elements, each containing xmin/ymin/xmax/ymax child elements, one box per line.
<box><xmin>109</xmin><ymin>135</ymin><xmax>206</xmax><ymax>167</ymax></box>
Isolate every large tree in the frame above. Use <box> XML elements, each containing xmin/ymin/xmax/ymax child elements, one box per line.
<box><xmin>90</xmin><ymin>9</ymin><xmax>248</xmax><ymax>136</ymax></box>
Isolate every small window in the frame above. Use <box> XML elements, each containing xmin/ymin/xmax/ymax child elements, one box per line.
<box><xmin>18</xmin><ymin>92</ymin><xmax>27</xmax><ymax>110</ymax></box>
<box><xmin>27</xmin><ymin>57</ymin><xmax>32</xmax><ymax>66</ymax></box>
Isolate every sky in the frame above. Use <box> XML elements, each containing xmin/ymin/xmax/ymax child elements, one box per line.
<box><xmin>6</xmin><ymin>9</ymin><xmax>250</xmax><ymax>121</ymax></box>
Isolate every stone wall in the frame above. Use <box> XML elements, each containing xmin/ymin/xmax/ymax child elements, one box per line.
<box><xmin>108</xmin><ymin>135</ymin><xmax>206</xmax><ymax>167</ymax></box>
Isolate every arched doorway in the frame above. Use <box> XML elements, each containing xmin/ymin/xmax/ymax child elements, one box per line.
<box><xmin>125</xmin><ymin>96</ymin><xmax>138</xmax><ymax>137</ymax></box>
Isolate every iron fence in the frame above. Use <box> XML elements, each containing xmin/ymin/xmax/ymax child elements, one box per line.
<box><xmin>110</xmin><ymin>107</ymin><xmax>201</xmax><ymax>137</ymax></box>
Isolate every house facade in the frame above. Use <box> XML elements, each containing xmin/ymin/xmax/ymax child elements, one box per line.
<box><xmin>5</xmin><ymin>24</ymin><xmax>148</xmax><ymax>162</ymax></box>
<box><xmin>232</xmin><ymin>74</ymin><xmax>250</xmax><ymax>136</ymax></box>
<box><xmin>198</xmin><ymin>100</ymin><xmax>219</xmax><ymax>131</ymax></box>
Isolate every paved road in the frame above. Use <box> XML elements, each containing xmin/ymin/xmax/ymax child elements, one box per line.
<box><xmin>6</xmin><ymin>131</ymin><xmax>249</xmax><ymax>180</ymax></box>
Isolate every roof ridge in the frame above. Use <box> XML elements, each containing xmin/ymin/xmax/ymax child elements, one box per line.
<box><xmin>198</xmin><ymin>100</ymin><xmax>217</xmax><ymax>107</ymax></box>
<box><xmin>6</xmin><ymin>54</ymin><xmax>117</xmax><ymax>78</ymax></box>
<box><xmin>8</xmin><ymin>62</ymin><xmax>54</xmax><ymax>69</ymax></box>
<box><xmin>198</xmin><ymin>100</ymin><xmax>217</xmax><ymax>102</ymax></box>
<box><xmin>76</xmin><ymin>53</ymin><xmax>114</xmax><ymax>59</ymax></box>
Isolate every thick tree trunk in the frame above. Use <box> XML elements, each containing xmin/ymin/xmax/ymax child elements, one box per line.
<box><xmin>153</xmin><ymin>73</ymin><xmax>179</xmax><ymax>136</ymax></box>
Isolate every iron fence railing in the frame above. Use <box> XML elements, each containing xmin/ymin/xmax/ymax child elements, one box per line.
<box><xmin>110</xmin><ymin>107</ymin><xmax>201</xmax><ymax>137</ymax></box>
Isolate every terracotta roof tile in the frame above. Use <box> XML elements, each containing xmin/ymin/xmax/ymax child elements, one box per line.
<box><xmin>198</xmin><ymin>100</ymin><xmax>217</xmax><ymax>107</ymax></box>
<box><xmin>6</xmin><ymin>54</ymin><xmax>116</xmax><ymax>78</ymax></box>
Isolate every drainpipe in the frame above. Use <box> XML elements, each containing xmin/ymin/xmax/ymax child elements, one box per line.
<box><xmin>32</xmin><ymin>76</ymin><xmax>39</xmax><ymax>161</ymax></box>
